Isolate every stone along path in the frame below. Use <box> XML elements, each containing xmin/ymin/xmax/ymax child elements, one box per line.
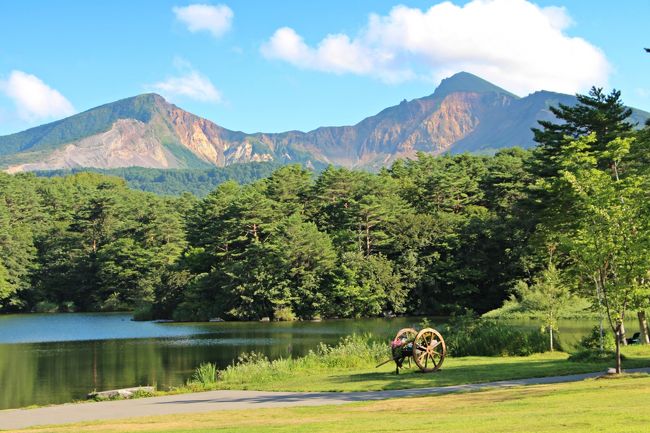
<box><xmin>2</xmin><ymin>368</ymin><xmax>649</xmax><ymax>430</ymax></box>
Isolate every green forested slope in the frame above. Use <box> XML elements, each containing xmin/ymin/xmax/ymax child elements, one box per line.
<box><xmin>35</xmin><ymin>162</ymin><xmax>284</xmax><ymax>197</ymax></box>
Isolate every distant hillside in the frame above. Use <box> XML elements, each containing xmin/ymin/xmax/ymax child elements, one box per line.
<box><xmin>1</xmin><ymin>71</ymin><xmax>648</xmax><ymax>172</ymax></box>
<box><xmin>35</xmin><ymin>162</ymin><xmax>284</xmax><ymax>197</ymax></box>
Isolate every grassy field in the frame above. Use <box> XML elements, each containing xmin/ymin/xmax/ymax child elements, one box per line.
<box><xmin>182</xmin><ymin>344</ymin><xmax>650</xmax><ymax>393</ymax></box>
<box><xmin>14</xmin><ymin>374</ymin><xmax>650</xmax><ymax>433</ymax></box>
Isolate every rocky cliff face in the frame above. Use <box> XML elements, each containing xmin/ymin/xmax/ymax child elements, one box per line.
<box><xmin>1</xmin><ymin>72</ymin><xmax>647</xmax><ymax>172</ymax></box>
<box><xmin>6</xmin><ymin>119</ymin><xmax>178</xmax><ymax>173</ymax></box>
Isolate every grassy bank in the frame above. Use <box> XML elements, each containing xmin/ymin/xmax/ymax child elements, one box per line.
<box><xmin>178</xmin><ymin>335</ymin><xmax>650</xmax><ymax>393</ymax></box>
<box><xmin>14</xmin><ymin>374</ymin><xmax>650</xmax><ymax>433</ymax></box>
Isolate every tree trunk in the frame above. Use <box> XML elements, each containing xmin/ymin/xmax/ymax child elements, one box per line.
<box><xmin>615</xmin><ymin>323</ymin><xmax>622</xmax><ymax>374</ymax></box>
<box><xmin>620</xmin><ymin>320</ymin><xmax>627</xmax><ymax>346</ymax></box>
<box><xmin>639</xmin><ymin>311</ymin><xmax>650</xmax><ymax>344</ymax></box>
<box><xmin>599</xmin><ymin>318</ymin><xmax>604</xmax><ymax>352</ymax></box>
<box><xmin>549</xmin><ymin>325</ymin><xmax>554</xmax><ymax>352</ymax></box>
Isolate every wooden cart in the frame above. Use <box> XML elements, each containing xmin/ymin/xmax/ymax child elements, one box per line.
<box><xmin>377</xmin><ymin>327</ymin><xmax>446</xmax><ymax>374</ymax></box>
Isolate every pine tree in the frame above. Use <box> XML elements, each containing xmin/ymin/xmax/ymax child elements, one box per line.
<box><xmin>531</xmin><ymin>87</ymin><xmax>633</xmax><ymax>177</ymax></box>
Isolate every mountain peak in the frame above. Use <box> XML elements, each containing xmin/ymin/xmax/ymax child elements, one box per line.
<box><xmin>130</xmin><ymin>92</ymin><xmax>168</xmax><ymax>105</ymax></box>
<box><xmin>106</xmin><ymin>93</ymin><xmax>169</xmax><ymax>113</ymax></box>
<box><xmin>2</xmin><ymin>72</ymin><xmax>648</xmax><ymax>173</ymax></box>
<box><xmin>432</xmin><ymin>72</ymin><xmax>518</xmax><ymax>99</ymax></box>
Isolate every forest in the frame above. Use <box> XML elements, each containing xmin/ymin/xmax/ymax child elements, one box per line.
<box><xmin>1</xmin><ymin>88</ymin><xmax>649</xmax><ymax>329</ymax></box>
<box><xmin>35</xmin><ymin>162</ymin><xmax>283</xmax><ymax>197</ymax></box>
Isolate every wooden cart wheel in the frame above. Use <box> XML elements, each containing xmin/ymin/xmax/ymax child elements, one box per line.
<box><xmin>413</xmin><ymin>328</ymin><xmax>446</xmax><ymax>373</ymax></box>
<box><xmin>392</xmin><ymin>328</ymin><xmax>417</xmax><ymax>368</ymax></box>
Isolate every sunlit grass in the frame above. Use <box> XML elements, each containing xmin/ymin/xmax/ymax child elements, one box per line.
<box><xmin>15</xmin><ymin>374</ymin><xmax>650</xmax><ymax>433</ymax></box>
<box><xmin>178</xmin><ymin>337</ymin><xmax>650</xmax><ymax>393</ymax></box>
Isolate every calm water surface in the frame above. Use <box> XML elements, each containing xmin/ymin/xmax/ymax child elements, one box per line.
<box><xmin>0</xmin><ymin>313</ymin><xmax>597</xmax><ymax>409</ymax></box>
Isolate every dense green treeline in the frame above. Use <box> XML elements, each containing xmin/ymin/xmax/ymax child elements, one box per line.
<box><xmin>0</xmin><ymin>172</ymin><xmax>193</xmax><ymax>312</ymax></box>
<box><xmin>0</xmin><ymin>150</ymin><xmax>532</xmax><ymax>318</ymax></box>
<box><xmin>165</xmin><ymin>152</ymin><xmax>532</xmax><ymax>321</ymax></box>
<box><xmin>35</xmin><ymin>162</ymin><xmax>284</xmax><ymax>197</ymax></box>
<box><xmin>1</xmin><ymin>88</ymin><xmax>649</xmax><ymax>327</ymax></box>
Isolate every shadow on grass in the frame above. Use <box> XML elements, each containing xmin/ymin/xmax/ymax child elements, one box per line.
<box><xmin>153</xmin><ymin>365</ymin><xmax>650</xmax><ymax>408</ymax></box>
<box><xmin>326</xmin><ymin>352</ymin><xmax>650</xmax><ymax>391</ymax></box>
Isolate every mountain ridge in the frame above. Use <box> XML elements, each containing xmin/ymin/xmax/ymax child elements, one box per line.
<box><xmin>1</xmin><ymin>72</ymin><xmax>648</xmax><ymax>172</ymax></box>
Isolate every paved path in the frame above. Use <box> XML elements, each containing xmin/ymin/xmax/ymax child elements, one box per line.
<box><xmin>2</xmin><ymin>368</ymin><xmax>649</xmax><ymax>430</ymax></box>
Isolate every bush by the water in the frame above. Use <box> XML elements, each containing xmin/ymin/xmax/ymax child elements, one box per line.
<box><xmin>569</xmin><ymin>326</ymin><xmax>621</xmax><ymax>362</ymax></box>
<box><xmin>185</xmin><ymin>334</ymin><xmax>388</xmax><ymax>389</ymax></box>
<box><xmin>441</xmin><ymin>314</ymin><xmax>551</xmax><ymax>356</ymax></box>
<box><xmin>190</xmin><ymin>362</ymin><xmax>218</xmax><ymax>386</ymax></box>
<box><xmin>185</xmin><ymin>321</ymin><xmax>554</xmax><ymax>391</ymax></box>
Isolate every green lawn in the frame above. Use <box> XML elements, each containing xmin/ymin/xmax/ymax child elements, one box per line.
<box><xmin>190</xmin><ymin>345</ymin><xmax>650</xmax><ymax>392</ymax></box>
<box><xmin>16</xmin><ymin>374</ymin><xmax>650</xmax><ymax>433</ymax></box>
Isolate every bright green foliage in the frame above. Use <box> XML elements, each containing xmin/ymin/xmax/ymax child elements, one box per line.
<box><xmin>512</xmin><ymin>259</ymin><xmax>574</xmax><ymax>351</ymax></box>
<box><xmin>273</xmin><ymin>215</ymin><xmax>337</xmax><ymax>319</ymax></box>
<box><xmin>0</xmin><ymin>177</ymin><xmax>37</xmax><ymax>309</ymax></box>
<box><xmin>0</xmin><ymin>171</ymin><xmax>188</xmax><ymax>312</ymax></box>
<box><xmin>556</xmin><ymin>135</ymin><xmax>650</xmax><ymax>371</ymax></box>
<box><xmin>263</xmin><ymin>165</ymin><xmax>313</xmax><ymax>216</ymax></box>
<box><xmin>332</xmin><ymin>252</ymin><xmax>405</xmax><ymax>317</ymax></box>
<box><xmin>527</xmin><ymin>86</ymin><xmax>650</xmax><ymax>372</ymax></box>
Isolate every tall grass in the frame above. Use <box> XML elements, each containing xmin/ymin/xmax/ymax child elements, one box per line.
<box><xmin>189</xmin><ymin>362</ymin><xmax>218</xmax><ymax>386</ymax></box>
<box><xmin>185</xmin><ymin>334</ymin><xmax>388</xmax><ymax>390</ymax></box>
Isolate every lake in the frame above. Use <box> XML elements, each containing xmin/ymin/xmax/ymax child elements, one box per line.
<box><xmin>0</xmin><ymin>313</ymin><xmax>597</xmax><ymax>409</ymax></box>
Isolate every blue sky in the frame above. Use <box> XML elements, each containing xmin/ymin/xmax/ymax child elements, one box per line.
<box><xmin>0</xmin><ymin>0</ymin><xmax>648</xmax><ymax>136</ymax></box>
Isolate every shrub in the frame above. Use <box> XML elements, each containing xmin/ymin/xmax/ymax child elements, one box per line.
<box><xmin>100</xmin><ymin>292</ymin><xmax>128</xmax><ymax>311</ymax></box>
<box><xmin>60</xmin><ymin>301</ymin><xmax>76</xmax><ymax>312</ymax></box>
<box><xmin>568</xmin><ymin>325</ymin><xmax>619</xmax><ymax>363</ymax></box>
<box><xmin>190</xmin><ymin>362</ymin><xmax>218</xmax><ymax>386</ymax></box>
<box><xmin>132</xmin><ymin>305</ymin><xmax>154</xmax><ymax>321</ymax></box>
<box><xmin>130</xmin><ymin>389</ymin><xmax>155</xmax><ymax>398</ymax></box>
<box><xmin>577</xmin><ymin>325</ymin><xmax>616</xmax><ymax>352</ymax></box>
<box><xmin>273</xmin><ymin>306</ymin><xmax>297</xmax><ymax>322</ymax></box>
<box><xmin>33</xmin><ymin>301</ymin><xmax>58</xmax><ymax>313</ymax></box>
<box><xmin>442</xmin><ymin>313</ymin><xmax>550</xmax><ymax>356</ymax></box>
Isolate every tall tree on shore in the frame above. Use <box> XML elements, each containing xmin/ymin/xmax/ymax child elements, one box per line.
<box><xmin>531</xmin><ymin>87</ymin><xmax>634</xmax><ymax>178</ymax></box>
<box><xmin>557</xmin><ymin>135</ymin><xmax>650</xmax><ymax>373</ymax></box>
<box><xmin>513</xmin><ymin>247</ymin><xmax>573</xmax><ymax>351</ymax></box>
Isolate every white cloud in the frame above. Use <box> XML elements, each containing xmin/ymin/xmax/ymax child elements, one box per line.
<box><xmin>261</xmin><ymin>0</ymin><xmax>610</xmax><ymax>94</ymax></box>
<box><xmin>173</xmin><ymin>4</ymin><xmax>233</xmax><ymax>38</ymax></box>
<box><xmin>0</xmin><ymin>70</ymin><xmax>75</xmax><ymax>121</ymax></box>
<box><xmin>150</xmin><ymin>62</ymin><xmax>222</xmax><ymax>103</ymax></box>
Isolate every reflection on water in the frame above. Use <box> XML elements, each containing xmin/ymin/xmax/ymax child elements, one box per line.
<box><xmin>0</xmin><ymin>313</ymin><xmax>597</xmax><ymax>409</ymax></box>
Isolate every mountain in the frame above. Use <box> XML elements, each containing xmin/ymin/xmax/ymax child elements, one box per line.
<box><xmin>1</xmin><ymin>72</ymin><xmax>648</xmax><ymax>172</ymax></box>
